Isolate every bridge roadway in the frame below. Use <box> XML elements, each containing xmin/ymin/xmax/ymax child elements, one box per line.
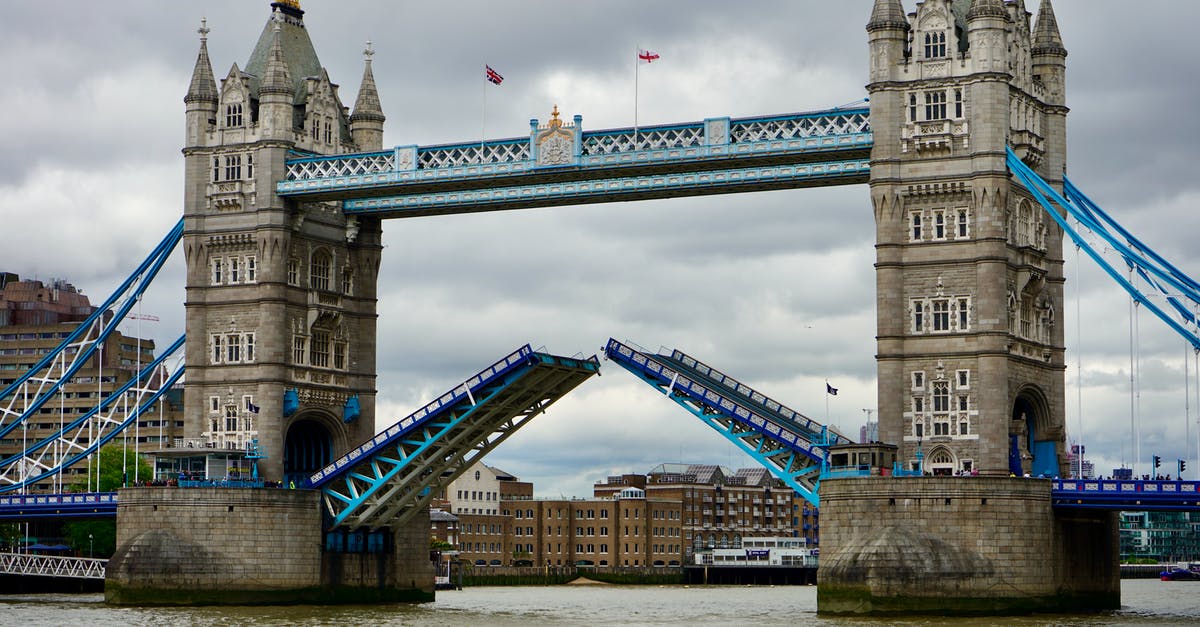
<box><xmin>275</xmin><ymin>106</ymin><xmax>871</xmax><ymax>217</ymax></box>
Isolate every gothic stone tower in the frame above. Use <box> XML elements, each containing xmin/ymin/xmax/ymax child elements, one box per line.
<box><xmin>182</xmin><ymin>1</ymin><xmax>386</xmax><ymax>483</ymax></box>
<box><xmin>868</xmin><ymin>0</ymin><xmax>1068</xmax><ymax>477</ymax></box>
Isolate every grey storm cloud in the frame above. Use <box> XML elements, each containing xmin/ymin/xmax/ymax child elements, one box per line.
<box><xmin>2</xmin><ymin>1</ymin><xmax>1199</xmax><ymax>495</ymax></box>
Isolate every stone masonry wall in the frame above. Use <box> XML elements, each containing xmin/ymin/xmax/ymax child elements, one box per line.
<box><xmin>817</xmin><ymin>476</ymin><xmax>1118</xmax><ymax>615</ymax></box>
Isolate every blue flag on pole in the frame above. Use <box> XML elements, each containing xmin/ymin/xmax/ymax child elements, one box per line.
<box><xmin>826</xmin><ymin>383</ymin><xmax>838</xmax><ymax>396</ymax></box>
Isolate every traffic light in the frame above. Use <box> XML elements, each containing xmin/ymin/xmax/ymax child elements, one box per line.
<box><xmin>1153</xmin><ymin>455</ymin><xmax>1161</xmax><ymax>469</ymax></box>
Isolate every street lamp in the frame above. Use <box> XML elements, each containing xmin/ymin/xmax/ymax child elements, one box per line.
<box><xmin>88</xmin><ymin>533</ymin><xmax>93</xmax><ymax>558</ymax></box>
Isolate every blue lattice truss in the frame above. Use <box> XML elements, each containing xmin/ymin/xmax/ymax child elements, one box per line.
<box><xmin>276</xmin><ymin>105</ymin><xmax>871</xmax><ymax>217</ymax></box>
<box><xmin>1007</xmin><ymin>148</ymin><xmax>1199</xmax><ymax>350</ymax></box>
<box><xmin>603</xmin><ymin>339</ymin><xmax>852</xmax><ymax>507</ymax></box>
<box><xmin>310</xmin><ymin>345</ymin><xmax>600</xmax><ymax>530</ymax></box>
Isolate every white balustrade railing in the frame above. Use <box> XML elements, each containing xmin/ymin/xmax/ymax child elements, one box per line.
<box><xmin>0</xmin><ymin>552</ymin><xmax>106</xmax><ymax>579</ymax></box>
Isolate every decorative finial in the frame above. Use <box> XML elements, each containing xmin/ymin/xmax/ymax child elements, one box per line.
<box><xmin>279</xmin><ymin>0</ymin><xmax>301</xmax><ymax>8</ymax></box>
<box><xmin>198</xmin><ymin>17</ymin><xmax>210</xmax><ymax>41</ymax></box>
<box><xmin>273</xmin><ymin>6</ymin><xmax>283</xmax><ymax>30</ymax></box>
<box><xmin>549</xmin><ymin>105</ymin><xmax>562</xmax><ymax>129</ymax></box>
<box><xmin>364</xmin><ymin>40</ymin><xmax>375</xmax><ymax>63</ymax></box>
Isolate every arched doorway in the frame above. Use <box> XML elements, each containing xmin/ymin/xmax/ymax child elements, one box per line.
<box><xmin>284</xmin><ymin>417</ymin><xmax>333</xmax><ymax>487</ymax></box>
<box><xmin>1010</xmin><ymin>392</ymin><xmax>1058</xmax><ymax>477</ymax></box>
<box><xmin>927</xmin><ymin>447</ymin><xmax>956</xmax><ymax>476</ymax></box>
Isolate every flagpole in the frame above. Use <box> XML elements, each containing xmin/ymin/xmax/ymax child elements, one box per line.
<box><xmin>480</xmin><ymin>63</ymin><xmax>488</xmax><ymax>164</ymax></box>
<box><xmin>634</xmin><ymin>44</ymin><xmax>639</xmax><ymax>151</ymax></box>
<box><xmin>825</xmin><ymin>380</ymin><xmax>830</xmax><ymax>429</ymax></box>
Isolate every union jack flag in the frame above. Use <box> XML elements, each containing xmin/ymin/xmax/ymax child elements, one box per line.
<box><xmin>485</xmin><ymin>65</ymin><xmax>504</xmax><ymax>85</ymax></box>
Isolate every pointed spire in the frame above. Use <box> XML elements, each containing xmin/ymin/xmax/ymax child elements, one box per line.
<box><xmin>260</xmin><ymin>10</ymin><xmax>294</xmax><ymax>96</ymax></box>
<box><xmin>185</xmin><ymin>18</ymin><xmax>219</xmax><ymax>104</ymax></box>
<box><xmin>351</xmin><ymin>41</ymin><xmax>385</xmax><ymax>123</ymax></box>
<box><xmin>967</xmin><ymin>0</ymin><xmax>1008</xmax><ymax>21</ymax></box>
<box><xmin>1032</xmin><ymin>0</ymin><xmax>1067</xmax><ymax>57</ymax></box>
<box><xmin>867</xmin><ymin>0</ymin><xmax>908</xmax><ymax>32</ymax></box>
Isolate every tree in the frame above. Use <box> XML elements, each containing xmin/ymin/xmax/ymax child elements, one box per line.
<box><xmin>62</xmin><ymin>519</ymin><xmax>116</xmax><ymax>558</ymax></box>
<box><xmin>69</xmin><ymin>443</ymin><xmax>154</xmax><ymax>493</ymax></box>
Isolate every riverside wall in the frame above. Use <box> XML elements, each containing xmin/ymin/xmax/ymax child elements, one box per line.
<box><xmin>105</xmin><ymin>487</ymin><xmax>433</xmax><ymax>605</ymax></box>
<box><xmin>817</xmin><ymin>476</ymin><xmax>1119</xmax><ymax>615</ymax></box>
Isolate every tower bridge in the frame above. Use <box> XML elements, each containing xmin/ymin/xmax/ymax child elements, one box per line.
<box><xmin>0</xmin><ymin>0</ymin><xmax>1197</xmax><ymax>613</ymax></box>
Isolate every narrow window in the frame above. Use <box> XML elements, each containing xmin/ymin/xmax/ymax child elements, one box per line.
<box><xmin>246</xmin><ymin>153</ymin><xmax>254</xmax><ymax>179</ymax></box>
<box><xmin>226</xmin><ymin>334</ymin><xmax>242</xmax><ymax>363</ymax></box>
<box><xmin>954</xmin><ymin>89</ymin><xmax>964</xmax><ymax>118</ymax></box>
<box><xmin>246</xmin><ymin>257</ymin><xmax>257</xmax><ymax>283</ymax></box>
<box><xmin>956</xmin><ymin>370</ymin><xmax>970</xmax><ymax>389</ymax></box>
<box><xmin>958</xmin><ymin>395</ymin><xmax>969</xmax><ymax>412</ymax></box>
<box><xmin>310</xmin><ymin>330</ymin><xmax>330</xmax><ymax>367</ymax></box>
<box><xmin>245</xmin><ymin>334</ymin><xmax>255</xmax><ymax>362</ymax></box>
<box><xmin>933</xmin><ymin>382</ymin><xmax>950</xmax><ymax>412</ymax></box>
<box><xmin>911</xmin><ymin>213</ymin><xmax>923</xmax><ymax>241</ymax></box>
<box><xmin>287</xmin><ymin>258</ymin><xmax>299</xmax><ymax>286</ymax></box>
<box><xmin>958</xmin><ymin>297</ymin><xmax>970</xmax><ymax>331</ymax></box>
<box><xmin>210</xmin><ymin>396</ymin><xmax>220</xmax><ymax>412</ymax></box>
<box><xmin>310</xmin><ymin>251</ymin><xmax>331</xmax><ymax>291</ymax></box>
<box><xmin>342</xmin><ymin>267</ymin><xmax>354</xmax><ymax>295</ymax></box>
<box><xmin>211</xmin><ymin>335</ymin><xmax>223</xmax><ymax>363</ymax></box>
<box><xmin>293</xmin><ymin>336</ymin><xmax>306</xmax><ymax>364</ymax></box>
<box><xmin>333</xmin><ymin>340</ymin><xmax>346</xmax><ymax>370</ymax></box>
<box><xmin>933</xmin><ymin>299</ymin><xmax>950</xmax><ymax>332</ymax></box>
<box><xmin>229</xmin><ymin>258</ymin><xmax>240</xmax><ymax>283</ymax></box>
<box><xmin>212</xmin><ymin>156</ymin><xmax>221</xmax><ymax>182</ymax></box>
<box><xmin>324</xmin><ymin>118</ymin><xmax>333</xmax><ymax>144</ymax></box>
<box><xmin>212</xmin><ymin>258</ymin><xmax>223</xmax><ymax>285</ymax></box>
<box><xmin>909</xmin><ymin>93</ymin><xmax>918</xmax><ymax>122</ymax></box>
<box><xmin>925</xmin><ymin>91</ymin><xmax>947</xmax><ymax>120</ymax></box>
<box><xmin>934</xmin><ymin>211</ymin><xmax>945</xmax><ymax>239</ymax></box>
<box><xmin>957</xmin><ymin>209</ymin><xmax>969</xmax><ymax>238</ymax></box>
<box><xmin>913</xmin><ymin>396</ymin><xmax>925</xmax><ymax>413</ymax></box>
<box><xmin>912</xmin><ymin>371</ymin><xmax>925</xmax><ymax>390</ymax></box>
<box><xmin>913</xmin><ymin>301</ymin><xmax>924</xmax><ymax>333</ymax></box>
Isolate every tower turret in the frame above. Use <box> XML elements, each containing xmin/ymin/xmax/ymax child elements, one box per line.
<box><xmin>258</xmin><ymin>13</ymin><xmax>295</xmax><ymax>140</ymax></box>
<box><xmin>184</xmin><ymin>19</ymin><xmax>219</xmax><ymax>149</ymax></box>
<box><xmin>1032</xmin><ymin>0</ymin><xmax>1067</xmax><ymax>106</ymax></box>
<box><xmin>349</xmin><ymin>41</ymin><xmax>386</xmax><ymax>151</ymax></box>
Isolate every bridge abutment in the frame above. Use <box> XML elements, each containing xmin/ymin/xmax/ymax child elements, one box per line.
<box><xmin>816</xmin><ymin>477</ymin><xmax>1118</xmax><ymax>615</ymax></box>
<box><xmin>105</xmin><ymin>487</ymin><xmax>433</xmax><ymax>605</ymax></box>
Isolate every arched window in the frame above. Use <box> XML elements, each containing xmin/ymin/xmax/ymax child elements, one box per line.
<box><xmin>924</xmin><ymin>31</ymin><xmax>947</xmax><ymax>59</ymax></box>
<box><xmin>310</xmin><ymin>250</ymin><xmax>331</xmax><ymax>291</ymax></box>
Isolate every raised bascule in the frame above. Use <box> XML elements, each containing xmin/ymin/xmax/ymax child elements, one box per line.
<box><xmin>1</xmin><ymin>0</ymin><xmax>1199</xmax><ymax>613</ymax></box>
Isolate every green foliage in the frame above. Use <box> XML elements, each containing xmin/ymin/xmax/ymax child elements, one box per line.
<box><xmin>62</xmin><ymin>520</ymin><xmax>116</xmax><ymax>558</ymax></box>
<box><xmin>431</xmin><ymin>538</ymin><xmax>455</xmax><ymax>551</ymax></box>
<box><xmin>0</xmin><ymin>523</ymin><xmax>21</xmax><ymax>551</ymax></box>
<box><xmin>68</xmin><ymin>443</ymin><xmax>153</xmax><ymax>492</ymax></box>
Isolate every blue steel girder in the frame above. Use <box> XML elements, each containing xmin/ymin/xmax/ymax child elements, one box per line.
<box><xmin>275</xmin><ymin>106</ymin><xmax>872</xmax><ymax>217</ymax></box>
<box><xmin>0</xmin><ymin>492</ymin><xmax>118</xmax><ymax>520</ymax></box>
<box><xmin>314</xmin><ymin>347</ymin><xmax>599</xmax><ymax>530</ymax></box>
<box><xmin>1052</xmin><ymin>479</ymin><xmax>1200</xmax><ymax>511</ymax></box>
<box><xmin>604</xmin><ymin>338</ymin><xmax>849</xmax><ymax>506</ymax></box>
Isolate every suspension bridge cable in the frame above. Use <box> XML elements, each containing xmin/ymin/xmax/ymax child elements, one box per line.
<box><xmin>1075</xmin><ymin>241</ymin><xmax>1084</xmax><ymax>479</ymax></box>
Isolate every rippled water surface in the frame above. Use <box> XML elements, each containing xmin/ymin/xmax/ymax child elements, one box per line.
<box><xmin>1</xmin><ymin>579</ymin><xmax>1197</xmax><ymax>626</ymax></box>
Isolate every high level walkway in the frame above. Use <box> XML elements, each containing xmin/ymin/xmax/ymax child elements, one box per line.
<box><xmin>0</xmin><ymin>552</ymin><xmax>105</xmax><ymax>580</ymax></box>
<box><xmin>276</xmin><ymin>106</ymin><xmax>871</xmax><ymax>217</ymax></box>
<box><xmin>309</xmin><ymin>345</ymin><xmax>600</xmax><ymax>530</ymax></box>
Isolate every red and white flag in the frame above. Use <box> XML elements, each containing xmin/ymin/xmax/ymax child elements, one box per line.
<box><xmin>485</xmin><ymin>64</ymin><xmax>504</xmax><ymax>85</ymax></box>
<box><xmin>638</xmin><ymin>49</ymin><xmax>660</xmax><ymax>64</ymax></box>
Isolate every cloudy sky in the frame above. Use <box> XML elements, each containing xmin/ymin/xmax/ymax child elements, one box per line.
<box><xmin>2</xmin><ymin>1</ymin><xmax>1199</xmax><ymax>496</ymax></box>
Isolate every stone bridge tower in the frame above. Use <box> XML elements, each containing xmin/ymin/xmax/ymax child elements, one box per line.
<box><xmin>867</xmin><ymin>0</ymin><xmax>1068</xmax><ymax>477</ymax></box>
<box><xmin>182</xmin><ymin>1</ymin><xmax>385</xmax><ymax>483</ymax></box>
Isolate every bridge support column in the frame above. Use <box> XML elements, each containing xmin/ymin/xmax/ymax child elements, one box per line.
<box><xmin>816</xmin><ymin>477</ymin><xmax>1118</xmax><ymax>616</ymax></box>
<box><xmin>106</xmin><ymin>487</ymin><xmax>433</xmax><ymax>605</ymax></box>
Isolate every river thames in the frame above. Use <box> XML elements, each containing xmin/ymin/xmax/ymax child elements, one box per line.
<box><xmin>1</xmin><ymin>580</ymin><xmax>1197</xmax><ymax>626</ymax></box>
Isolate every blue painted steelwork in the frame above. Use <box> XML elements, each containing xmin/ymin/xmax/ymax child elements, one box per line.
<box><xmin>313</xmin><ymin>345</ymin><xmax>600</xmax><ymax>530</ymax></box>
<box><xmin>0</xmin><ymin>219</ymin><xmax>184</xmax><ymax>438</ymax></box>
<box><xmin>603</xmin><ymin>338</ymin><xmax>852</xmax><ymax>506</ymax></box>
<box><xmin>0</xmin><ymin>336</ymin><xmax>186</xmax><ymax>493</ymax></box>
<box><xmin>1006</xmin><ymin>149</ymin><xmax>1200</xmax><ymax>350</ymax></box>
<box><xmin>1052</xmin><ymin>479</ymin><xmax>1200</xmax><ymax>511</ymax></box>
<box><xmin>275</xmin><ymin>106</ymin><xmax>871</xmax><ymax>217</ymax></box>
<box><xmin>340</xmin><ymin>160</ymin><xmax>870</xmax><ymax>217</ymax></box>
<box><xmin>0</xmin><ymin>492</ymin><xmax>118</xmax><ymax>520</ymax></box>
